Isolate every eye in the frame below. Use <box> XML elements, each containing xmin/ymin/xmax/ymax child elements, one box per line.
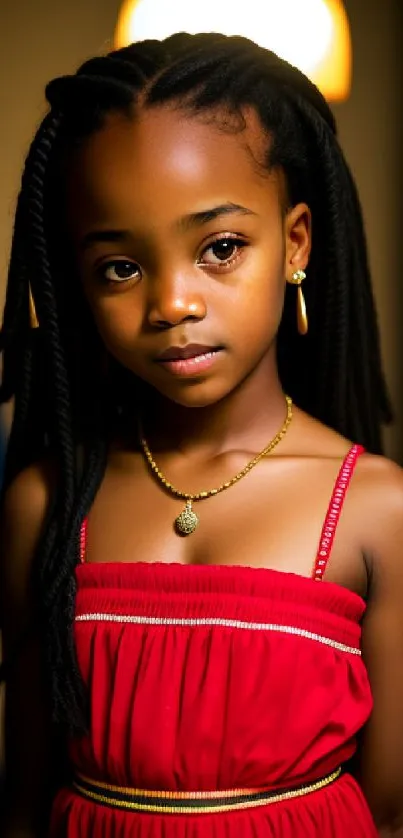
<box><xmin>98</xmin><ymin>260</ymin><xmax>141</xmax><ymax>284</ymax></box>
<box><xmin>198</xmin><ymin>236</ymin><xmax>248</xmax><ymax>268</ymax></box>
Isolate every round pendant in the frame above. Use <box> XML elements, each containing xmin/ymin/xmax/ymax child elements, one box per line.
<box><xmin>175</xmin><ymin>501</ymin><xmax>199</xmax><ymax>535</ymax></box>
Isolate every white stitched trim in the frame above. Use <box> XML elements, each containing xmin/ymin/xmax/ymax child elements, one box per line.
<box><xmin>75</xmin><ymin>613</ymin><xmax>361</xmax><ymax>655</ymax></box>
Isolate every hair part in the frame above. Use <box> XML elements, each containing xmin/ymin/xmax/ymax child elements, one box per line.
<box><xmin>0</xmin><ymin>32</ymin><xmax>392</xmax><ymax>730</ymax></box>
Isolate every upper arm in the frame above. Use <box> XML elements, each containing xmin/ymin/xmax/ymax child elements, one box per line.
<box><xmin>0</xmin><ymin>463</ymin><xmax>55</xmax><ymax>834</ymax></box>
<box><xmin>357</xmin><ymin>457</ymin><xmax>403</xmax><ymax>833</ymax></box>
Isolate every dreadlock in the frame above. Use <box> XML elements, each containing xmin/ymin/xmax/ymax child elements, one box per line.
<box><xmin>0</xmin><ymin>33</ymin><xmax>392</xmax><ymax>731</ymax></box>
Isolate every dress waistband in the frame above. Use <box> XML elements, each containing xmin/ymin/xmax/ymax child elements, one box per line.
<box><xmin>73</xmin><ymin>767</ymin><xmax>342</xmax><ymax>814</ymax></box>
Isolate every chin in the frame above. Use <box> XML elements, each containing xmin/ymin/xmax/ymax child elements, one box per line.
<box><xmin>151</xmin><ymin>378</ymin><xmax>235</xmax><ymax>409</ymax></box>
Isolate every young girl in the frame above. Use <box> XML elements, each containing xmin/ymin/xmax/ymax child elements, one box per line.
<box><xmin>1</xmin><ymin>32</ymin><xmax>403</xmax><ymax>838</ymax></box>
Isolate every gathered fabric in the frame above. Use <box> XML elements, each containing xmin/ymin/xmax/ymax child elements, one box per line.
<box><xmin>50</xmin><ymin>444</ymin><xmax>378</xmax><ymax>836</ymax></box>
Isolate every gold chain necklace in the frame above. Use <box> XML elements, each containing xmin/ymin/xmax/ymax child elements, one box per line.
<box><xmin>139</xmin><ymin>395</ymin><xmax>293</xmax><ymax>536</ymax></box>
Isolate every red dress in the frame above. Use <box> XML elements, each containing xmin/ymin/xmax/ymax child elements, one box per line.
<box><xmin>50</xmin><ymin>444</ymin><xmax>378</xmax><ymax>836</ymax></box>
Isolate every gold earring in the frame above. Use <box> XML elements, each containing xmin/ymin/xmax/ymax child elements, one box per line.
<box><xmin>29</xmin><ymin>284</ymin><xmax>39</xmax><ymax>329</ymax></box>
<box><xmin>287</xmin><ymin>269</ymin><xmax>308</xmax><ymax>335</ymax></box>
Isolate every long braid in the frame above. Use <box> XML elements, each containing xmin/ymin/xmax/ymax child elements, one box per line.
<box><xmin>280</xmin><ymin>102</ymin><xmax>352</xmax><ymax>428</ymax></box>
<box><xmin>23</xmin><ymin>115</ymin><xmax>76</xmax><ymax>517</ymax></box>
<box><xmin>0</xmin><ymin>113</ymin><xmax>85</xmax><ymax>725</ymax></box>
<box><xmin>0</xmin><ymin>196</ymin><xmax>42</xmax><ymax>479</ymax></box>
<box><xmin>0</xmin><ymin>46</ymin><xmax>166</xmax><ymax>730</ymax></box>
<box><xmin>1</xmin><ymin>33</ymin><xmax>391</xmax><ymax>731</ymax></box>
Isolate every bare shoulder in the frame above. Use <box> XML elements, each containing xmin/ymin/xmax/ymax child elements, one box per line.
<box><xmin>352</xmin><ymin>452</ymin><xmax>403</xmax><ymax>565</ymax></box>
<box><xmin>0</xmin><ymin>461</ymin><xmax>55</xmax><ymax>627</ymax></box>
<box><xmin>292</xmin><ymin>408</ymin><xmax>403</xmax><ymax>549</ymax></box>
<box><xmin>291</xmin><ymin>407</ymin><xmax>356</xmax><ymax>458</ymax></box>
<box><xmin>1</xmin><ymin>460</ymin><xmax>54</xmax><ymax>551</ymax></box>
<box><xmin>354</xmin><ymin>449</ymin><xmax>403</xmax><ymax>491</ymax></box>
<box><xmin>304</xmin><ymin>407</ymin><xmax>403</xmax><ymax>537</ymax></box>
<box><xmin>2</xmin><ymin>459</ymin><xmax>54</xmax><ymax>523</ymax></box>
<box><xmin>294</xmin><ymin>408</ymin><xmax>402</xmax><ymax>482</ymax></box>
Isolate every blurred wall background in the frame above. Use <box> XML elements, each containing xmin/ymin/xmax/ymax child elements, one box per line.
<box><xmin>0</xmin><ymin>0</ymin><xmax>401</xmax><ymax>460</ymax></box>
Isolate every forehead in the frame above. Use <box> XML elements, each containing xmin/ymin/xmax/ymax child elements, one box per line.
<box><xmin>66</xmin><ymin>105</ymin><xmax>282</xmax><ymax>227</ymax></box>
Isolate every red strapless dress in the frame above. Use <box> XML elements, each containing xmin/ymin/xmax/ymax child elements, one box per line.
<box><xmin>50</xmin><ymin>444</ymin><xmax>378</xmax><ymax>836</ymax></box>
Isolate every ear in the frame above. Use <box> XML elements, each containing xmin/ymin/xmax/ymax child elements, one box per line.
<box><xmin>284</xmin><ymin>203</ymin><xmax>312</xmax><ymax>279</ymax></box>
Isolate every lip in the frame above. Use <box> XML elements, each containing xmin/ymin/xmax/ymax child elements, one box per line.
<box><xmin>156</xmin><ymin>347</ymin><xmax>223</xmax><ymax>377</ymax></box>
<box><xmin>157</xmin><ymin>343</ymin><xmax>221</xmax><ymax>362</ymax></box>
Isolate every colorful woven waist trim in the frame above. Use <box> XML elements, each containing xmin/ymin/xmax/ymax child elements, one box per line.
<box><xmin>73</xmin><ymin>767</ymin><xmax>342</xmax><ymax>813</ymax></box>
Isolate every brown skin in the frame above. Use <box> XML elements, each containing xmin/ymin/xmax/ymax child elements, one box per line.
<box><xmin>2</xmin><ymin>104</ymin><xmax>403</xmax><ymax>836</ymax></box>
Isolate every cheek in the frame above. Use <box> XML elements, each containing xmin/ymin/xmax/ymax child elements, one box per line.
<box><xmin>87</xmin><ymin>292</ymin><xmax>143</xmax><ymax>355</ymax></box>
<box><xmin>230</xmin><ymin>247</ymin><xmax>286</xmax><ymax>330</ymax></box>
<box><xmin>240</xmin><ymin>280</ymin><xmax>285</xmax><ymax>348</ymax></box>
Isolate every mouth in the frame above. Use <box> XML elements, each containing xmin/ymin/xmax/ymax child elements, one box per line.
<box><xmin>156</xmin><ymin>344</ymin><xmax>224</xmax><ymax>377</ymax></box>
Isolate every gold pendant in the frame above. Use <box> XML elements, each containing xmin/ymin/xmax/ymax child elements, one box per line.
<box><xmin>175</xmin><ymin>500</ymin><xmax>199</xmax><ymax>535</ymax></box>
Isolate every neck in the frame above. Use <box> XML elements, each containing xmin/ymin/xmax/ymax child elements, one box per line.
<box><xmin>140</xmin><ymin>361</ymin><xmax>288</xmax><ymax>459</ymax></box>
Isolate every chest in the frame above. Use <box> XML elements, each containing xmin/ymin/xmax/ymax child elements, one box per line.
<box><xmin>83</xmin><ymin>453</ymin><xmax>367</xmax><ymax>597</ymax></box>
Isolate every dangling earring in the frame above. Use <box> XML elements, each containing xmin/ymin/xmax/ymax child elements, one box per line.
<box><xmin>287</xmin><ymin>269</ymin><xmax>308</xmax><ymax>335</ymax></box>
<box><xmin>29</xmin><ymin>284</ymin><xmax>39</xmax><ymax>329</ymax></box>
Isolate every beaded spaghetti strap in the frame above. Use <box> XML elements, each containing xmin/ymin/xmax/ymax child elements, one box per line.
<box><xmin>312</xmin><ymin>444</ymin><xmax>365</xmax><ymax>582</ymax></box>
<box><xmin>80</xmin><ymin>518</ymin><xmax>88</xmax><ymax>564</ymax></box>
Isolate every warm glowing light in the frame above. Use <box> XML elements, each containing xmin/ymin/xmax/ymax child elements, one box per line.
<box><xmin>114</xmin><ymin>0</ymin><xmax>352</xmax><ymax>102</ymax></box>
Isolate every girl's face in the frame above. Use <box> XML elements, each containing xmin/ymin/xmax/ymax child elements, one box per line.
<box><xmin>66</xmin><ymin>105</ymin><xmax>311</xmax><ymax>408</ymax></box>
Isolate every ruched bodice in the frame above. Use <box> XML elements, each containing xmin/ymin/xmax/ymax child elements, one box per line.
<box><xmin>51</xmin><ymin>562</ymin><xmax>377</xmax><ymax>836</ymax></box>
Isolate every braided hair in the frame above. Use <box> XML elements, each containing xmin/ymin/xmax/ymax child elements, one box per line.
<box><xmin>0</xmin><ymin>33</ymin><xmax>392</xmax><ymax>731</ymax></box>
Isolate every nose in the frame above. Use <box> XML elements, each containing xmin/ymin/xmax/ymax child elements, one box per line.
<box><xmin>147</xmin><ymin>269</ymin><xmax>206</xmax><ymax>328</ymax></box>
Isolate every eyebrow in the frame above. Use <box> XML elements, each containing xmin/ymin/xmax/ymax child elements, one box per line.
<box><xmin>80</xmin><ymin>229</ymin><xmax>128</xmax><ymax>252</ymax></box>
<box><xmin>176</xmin><ymin>202</ymin><xmax>257</xmax><ymax>231</ymax></box>
<box><xmin>79</xmin><ymin>202</ymin><xmax>257</xmax><ymax>251</ymax></box>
